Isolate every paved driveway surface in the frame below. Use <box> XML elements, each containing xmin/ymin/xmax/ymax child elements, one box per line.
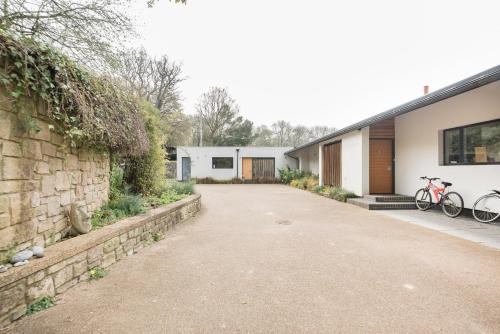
<box><xmin>6</xmin><ymin>185</ymin><xmax>500</xmax><ymax>333</ymax></box>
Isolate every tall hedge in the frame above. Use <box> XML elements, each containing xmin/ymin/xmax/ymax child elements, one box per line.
<box><xmin>124</xmin><ymin>101</ymin><xmax>167</xmax><ymax>195</ymax></box>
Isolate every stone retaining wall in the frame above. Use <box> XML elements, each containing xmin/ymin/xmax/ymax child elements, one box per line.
<box><xmin>0</xmin><ymin>90</ymin><xmax>110</xmax><ymax>260</ymax></box>
<box><xmin>0</xmin><ymin>194</ymin><xmax>201</xmax><ymax>328</ymax></box>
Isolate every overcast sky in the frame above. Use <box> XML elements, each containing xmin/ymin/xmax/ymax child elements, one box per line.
<box><xmin>132</xmin><ymin>0</ymin><xmax>500</xmax><ymax>129</ymax></box>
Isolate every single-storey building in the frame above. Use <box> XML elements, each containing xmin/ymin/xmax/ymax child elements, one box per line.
<box><xmin>176</xmin><ymin>146</ymin><xmax>297</xmax><ymax>181</ymax></box>
<box><xmin>287</xmin><ymin>65</ymin><xmax>500</xmax><ymax>209</ymax></box>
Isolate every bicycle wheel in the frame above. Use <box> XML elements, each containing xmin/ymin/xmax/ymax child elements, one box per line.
<box><xmin>473</xmin><ymin>194</ymin><xmax>500</xmax><ymax>223</ymax></box>
<box><xmin>415</xmin><ymin>188</ymin><xmax>432</xmax><ymax>211</ymax></box>
<box><xmin>441</xmin><ymin>191</ymin><xmax>463</xmax><ymax>218</ymax></box>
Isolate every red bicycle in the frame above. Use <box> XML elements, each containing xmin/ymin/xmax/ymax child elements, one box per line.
<box><xmin>415</xmin><ymin>176</ymin><xmax>464</xmax><ymax>218</ymax></box>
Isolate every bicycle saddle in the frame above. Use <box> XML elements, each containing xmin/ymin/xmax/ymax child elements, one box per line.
<box><xmin>442</xmin><ymin>181</ymin><xmax>452</xmax><ymax>187</ymax></box>
<box><xmin>493</xmin><ymin>190</ymin><xmax>500</xmax><ymax>195</ymax></box>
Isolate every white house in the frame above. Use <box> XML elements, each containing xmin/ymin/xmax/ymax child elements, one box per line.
<box><xmin>287</xmin><ymin>65</ymin><xmax>500</xmax><ymax>209</ymax></box>
<box><xmin>176</xmin><ymin>146</ymin><xmax>297</xmax><ymax>181</ymax></box>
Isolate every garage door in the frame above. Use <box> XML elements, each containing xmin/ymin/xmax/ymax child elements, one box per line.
<box><xmin>252</xmin><ymin>158</ymin><xmax>275</xmax><ymax>178</ymax></box>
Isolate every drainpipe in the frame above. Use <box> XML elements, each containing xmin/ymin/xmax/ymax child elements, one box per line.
<box><xmin>236</xmin><ymin>148</ymin><xmax>240</xmax><ymax>178</ymax></box>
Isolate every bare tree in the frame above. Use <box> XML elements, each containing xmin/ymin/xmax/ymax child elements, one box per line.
<box><xmin>0</xmin><ymin>0</ymin><xmax>135</xmax><ymax>68</ymax></box>
<box><xmin>119</xmin><ymin>48</ymin><xmax>184</xmax><ymax>115</ymax></box>
<box><xmin>271</xmin><ymin>120</ymin><xmax>292</xmax><ymax>146</ymax></box>
<box><xmin>309</xmin><ymin>125</ymin><xmax>336</xmax><ymax>140</ymax></box>
<box><xmin>0</xmin><ymin>0</ymin><xmax>186</xmax><ymax>68</ymax></box>
<box><xmin>196</xmin><ymin>87</ymin><xmax>240</xmax><ymax>146</ymax></box>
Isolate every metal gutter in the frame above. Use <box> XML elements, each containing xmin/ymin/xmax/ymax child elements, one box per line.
<box><xmin>286</xmin><ymin>64</ymin><xmax>500</xmax><ymax>155</ymax></box>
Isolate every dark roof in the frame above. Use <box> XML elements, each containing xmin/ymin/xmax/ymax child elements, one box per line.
<box><xmin>286</xmin><ymin>64</ymin><xmax>500</xmax><ymax>155</ymax></box>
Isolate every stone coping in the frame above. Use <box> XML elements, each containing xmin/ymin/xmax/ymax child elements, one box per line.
<box><xmin>0</xmin><ymin>194</ymin><xmax>201</xmax><ymax>289</ymax></box>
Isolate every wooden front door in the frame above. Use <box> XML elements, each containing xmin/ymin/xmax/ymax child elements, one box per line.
<box><xmin>369</xmin><ymin>139</ymin><xmax>394</xmax><ymax>194</ymax></box>
<box><xmin>323</xmin><ymin>141</ymin><xmax>342</xmax><ymax>187</ymax></box>
<box><xmin>242</xmin><ymin>158</ymin><xmax>252</xmax><ymax>180</ymax></box>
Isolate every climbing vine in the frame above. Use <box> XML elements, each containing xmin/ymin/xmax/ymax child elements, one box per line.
<box><xmin>0</xmin><ymin>29</ymin><xmax>149</xmax><ymax>155</ymax></box>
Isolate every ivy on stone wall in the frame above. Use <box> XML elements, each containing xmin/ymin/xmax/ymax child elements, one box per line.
<box><xmin>0</xmin><ymin>29</ymin><xmax>149</xmax><ymax>156</ymax></box>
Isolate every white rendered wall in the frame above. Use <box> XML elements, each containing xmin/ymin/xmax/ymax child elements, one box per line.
<box><xmin>176</xmin><ymin>146</ymin><xmax>297</xmax><ymax>181</ymax></box>
<box><xmin>395</xmin><ymin>81</ymin><xmax>500</xmax><ymax>208</ymax></box>
<box><xmin>294</xmin><ymin>144</ymin><xmax>319</xmax><ymax>175</ymax></box>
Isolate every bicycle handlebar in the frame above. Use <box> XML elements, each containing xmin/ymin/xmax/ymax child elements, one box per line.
<box><xmin>420</xmin><ymin>176</ymin><xmax>440</xmax><ymax>181</ymax></box>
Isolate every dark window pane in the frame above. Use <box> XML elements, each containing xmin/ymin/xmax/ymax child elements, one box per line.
<box><xmin>464</xmin><ymin>120</ymin><xmax>500</xmax><ymax>163</ymax></box>
<box><xmin>444</xmin><ymin>129</ymin><xmax>461</xmax><ymax>164</ymax></box>
<box><xmin>212</xmin><ymin>157</ymin><xmax>233</xmax><ymax>169</ymax></box>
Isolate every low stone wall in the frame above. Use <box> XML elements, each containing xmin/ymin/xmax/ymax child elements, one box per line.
<box><xmin>0</xmin><ymin>194</ymin><xmax>201</xmax><ymax>328</ymax></box>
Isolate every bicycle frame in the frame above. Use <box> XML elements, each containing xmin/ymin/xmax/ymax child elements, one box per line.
<box><xmin>425</xmin><ymin>180</ymin><xmax>446</xmax><ymax>203</ymax></box>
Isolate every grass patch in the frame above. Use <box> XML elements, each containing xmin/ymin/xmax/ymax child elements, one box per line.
<box><xmin>152</xmin><ymin>232</ymin><xmax>164</xmax><ymax>242</ymax></box>
<box><xmin>26</xmin><ymin>296</ymin><xmax>55</xmax><ymax>315</ymax></box>
<box><xmin>89</xmin><ymin>267</ymin><xmax>107</xmax><ymax>280</ymax></box>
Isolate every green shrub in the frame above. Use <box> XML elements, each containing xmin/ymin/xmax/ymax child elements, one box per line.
<box><xmin>109</xmin><ymin>164</ymin><xmax>126</xmax><ymax>200</ymax></box>
<box><xmin>326</xmin><ymin>187</ymin><xmax>357</xmax><ymax>202</ymax></box>
<box><xmin>89</xmin><ymin>267</ymin><xmax>107</xmax><ymax>280</ymax></box>
<box><xmin>26</xmin><ymin>297</ymin><xmax>55</xmax><ymax>315</ymax></box>
<box><xmin>167</xmin><ymin>180</ymin><xmax>194</xmax><ymax>195</ymax></box>
<box><xmin>278</xmin><ymin>167</ymin><xmax>310</xmax><ymax>184</ymax></box>
<box><xmin>124</xmin><ymin>101</ymin><xmax>166</xmax><ymax>196</ymax></box>
<box><xmin>91</xmin><ymin>195</ymin><xmax>145</xmax><ymax>229</ymax></box>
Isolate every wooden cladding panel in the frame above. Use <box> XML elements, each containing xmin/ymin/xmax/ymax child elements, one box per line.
<box><xmin>252</xmin><ymin>158</ymin><xmax>275</xmax><ymax>178</ymax></box>
<box><xmin>369</xmin><ymin>118</ymin><xmax>395</xmax><ymax>139</ymax></box>
<box><xmin>323</xmin><ymin>142</ymin><xmax>341</xmax><ymax>187</ymax></box>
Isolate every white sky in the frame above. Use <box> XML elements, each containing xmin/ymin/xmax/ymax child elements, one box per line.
<box><xmin>131</xmin><ymin>0</ymin><xmax>500</xmax><ymax>129</ymax></box>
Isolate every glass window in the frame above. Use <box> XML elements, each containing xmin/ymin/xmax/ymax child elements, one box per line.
<box><xmin>212</xmin><ymin>157</ymin><xmax>233</xmax><ymax>169</ymax></box>
<box><xmin>444</xmin><ymin>128</ymin><xmax>461</xmax><ymax>164</ymax></box>
<box><xmin>443</xmin><ymin>119</ymin><xmax>500</xmax><ymax>165</ymax></box>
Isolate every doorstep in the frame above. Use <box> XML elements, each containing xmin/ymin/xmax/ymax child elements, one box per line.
<box><xmin>347</xmin><ymin>194</ymin><xmax>416</xmax><ymax>210</ymax></box>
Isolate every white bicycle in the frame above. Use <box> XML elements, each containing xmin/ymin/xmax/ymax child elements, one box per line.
<box><xmin>472</xmin><ymin>190</ymin><xmax>500</xmax><ymax>223</ymax></box>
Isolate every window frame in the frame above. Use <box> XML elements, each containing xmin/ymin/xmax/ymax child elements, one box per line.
<box><xmin>443</xmin><ymin>118</ymin><xmax>500</xmax><ymax>166</ymax></box>
<box><xmin>211</xmin><ymin>157</ymin><xmax>234</xmax><ymax>169</ymax></box>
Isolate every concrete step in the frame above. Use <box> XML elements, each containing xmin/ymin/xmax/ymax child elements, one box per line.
<box><xmin>364</xmin><ymin>194</ymin><xmax>415</xmax><ymax>203</ymax></box>
<box><xmin>347</xmin><ymin>197</ymin><xmax>417</xmax><ymax>210</ymax></box>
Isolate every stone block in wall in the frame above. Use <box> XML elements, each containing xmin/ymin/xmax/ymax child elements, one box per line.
<box><xmin>2</xmin><ymin>157</ymin><xmax>32</xmax><ymax>180</ymax></box>
<box><xmin>35</xmin><ymin>161</ymin><xmax>49</xmax><ymax>175</ymax></box>
<box><xmin>27</xmin><ymin>277</ymin><xmax>55</xmax><ymax>303</ymax></box>
<box><xmin>41</xmin><ymin>142</ymin><xmax>57</xmax><ymax>157</ymax></box>
<box><xmin>53</xmin><ymin>266</ymin><xmax>73</xmax><ymax>288</ymax></box>
<box><xmin>0</xmin><ymin>110</ymin><xmax>12</xmax><ymax>139</ymax></box>
<box><xmin>101</xmin><ymin>251</ymin><xmax>116</xmax><ymax>268</ymax></box>
<box><xmin>27</xmin><ymin>271</ymin><xmax>46</xmax><ymax>285</ymax></box>
<box><xmin>60</xmin><ymin>191</ymin><xmax>71</xmax><ymax>206</ymax></box>
<box><xmin>30</xmin><ymin>191</ymin><xmax>40</xmax><ymax>209</ymax></box>
<box><xmin>55</xmin><ymin>171</ymin><xmax>70</xmax><ymax>191</ymax></box>
<box><xmin>0</xmin><ymin>283</ymin><xmax>25</xmax><ymax>314</ymax></box>
<box><xmin>47</xmin><ymin>196</ymin><xmax>61</xmax><ymax>217</ymax></box>
<box><xmin>22</xmin><ymin>140</ymin><xmax>42</xmax><ymax>160</ymax></box>
<box><xmin>9</xmin><ymin>305</ymin><xmax>26</xmax><ymax>322</ymax></box>
<box><xmin>73</xmin><ymin>260</ymin><xmax>87</xmax><ymax>277</ymax></box>
<box><xmin>29</xmin><ymin>120</ymin><xmax>51</xmax><ymax>142</ymax></box>
<box><xmin>41</xmin><ymin>175</ymin><xmax>55</xmax><ymax>197</ymax></box>
<box><xmin>9</xmin><ymin>193</ymin><xmax>31</xmax><ymax>224</ymax></box>
<box><xmin>0</xmin><ymin>181</ymin><xmax>22</xmax><ymax>194</ymax></box>
<box><xmin>2</xmin><ymin>141</ymin><xmax>22</xmax><ymax>157</ymax></box>
<box><xmin>0</xmin><ymin>213</ymin><xmax>9</xmax><ymax>229</ymax></box>
<box><xmin>48</xmin><ymin>157</ymin><xmax>63</xmax><ymax>173</ymax></box>
<box><xmin>87</xmin><ymin>245</ymin><xmax>103</xmax><ymax>263</ymax></box>
<box><xmin>103</xmin><ymin>237</ymin><xmax>120</xmax><ymax>253</ymax></box>
<box><xmin>65</xmin><ymin>154</ymin><xmax>79</xmax><ymax>170</ymax></box>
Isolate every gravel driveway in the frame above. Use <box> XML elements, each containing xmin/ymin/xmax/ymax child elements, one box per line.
<box><xmin>6</xmin><ymin>185</ymin><xmax>500</xmax><ymax>333</ymax></box>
